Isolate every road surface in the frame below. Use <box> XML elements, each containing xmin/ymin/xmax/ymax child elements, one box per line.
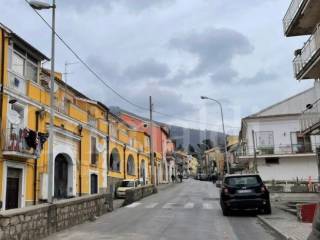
<box><xmin>46</xmin><ymin>179</ymin><xmax>283</xmax><ymax>240</ymax></box>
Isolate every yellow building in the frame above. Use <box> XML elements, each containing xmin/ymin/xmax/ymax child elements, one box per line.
<box><xmin>107</xmin><ymin>112</ymin><xmax>150</xmax><ymax>195</ymax></box>
<box><xmin>204</xmin><ymin>148</ymin><xmax>224</xmax><ymax>176</ymax></box>
<box><xmin>0</xmin><ymin>23</ymin><xmax>150</xmax><ymax>210</ymax></box>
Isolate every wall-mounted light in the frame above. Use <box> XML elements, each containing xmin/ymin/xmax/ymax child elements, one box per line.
<box><xmin>78</xmin><ymin>124</ymin><xmax>83</xmax><ymax>134</ymax></box>
<box><xmin>9</xmin><ymin>99</ymin><xmax>17</xmax><ymax>104</ymax></box>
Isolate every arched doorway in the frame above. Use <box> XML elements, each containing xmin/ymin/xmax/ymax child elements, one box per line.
<box><xmin>110</xmin><ymin>148</ymin><xmax>120</xmax><ymax>171</ymax></box>
<box><xmin>140</xmin><ymin>160</ymin><xmax>146</xmax><ymax>185</ymax></box>
<box><xmin>127</xmin><ymin>155</ymin><xmax>135</xmax><ymax>175</ymax></box>
<box><xmin>54</xmin><ymin>154</ymin><xmax>70</xmax><ymax>199</ymax></box>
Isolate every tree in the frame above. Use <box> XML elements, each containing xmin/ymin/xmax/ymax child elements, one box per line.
<box><xmin>177</xmin><ymin>144</ymin><xmax>184</xmax><ymax>151</ymax></box>
<box><xmin>188</xmin><ymin>144</ymin><xmax>195</xmax><ymax>154</ymax></box>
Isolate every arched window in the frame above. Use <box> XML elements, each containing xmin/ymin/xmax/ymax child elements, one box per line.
<box><xmin>110</xmin><ymin>148</ymin><xmax>120</xmax><ymax>171</ymax></box>
<box><xmin>127</xmin><ymin>155</ymin><xmax>135</xmax><ymax>175</ymax></box>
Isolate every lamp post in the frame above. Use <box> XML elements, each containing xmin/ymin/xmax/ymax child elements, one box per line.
<box><xmin>201</xmin><ymin>96</ymin><xmax>230</xmax><ymax>174</ymax></box>
<box><xmin>29</xmin><ymin>0</ymin><xmax>56</xmax><ymax>203</ymax></box>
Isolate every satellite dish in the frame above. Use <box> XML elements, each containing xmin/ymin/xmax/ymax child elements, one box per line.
<box><xmin>8</xmin><ymin>110</ymin><xmax>22</xmax><ymax>125</ymax></box>
<box><xmin>53</xmin><ymin>82</ymin><xmax>59</xmax><ymax>93</ymax></box>
<box><xmin>96</xmin><ymin>143</ymin><xmax>105</xmax><ymax>153</ymax></box>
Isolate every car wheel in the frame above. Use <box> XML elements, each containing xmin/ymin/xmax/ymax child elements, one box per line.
<box><xmin>222</xmin><ymin>207</ymin><xmax>230</xmax><ymax>216</ymax></box>
<box><xmin>263</xmin><ymin>203</ymin><xmax>272</xmax><ymax>215</ymax></box>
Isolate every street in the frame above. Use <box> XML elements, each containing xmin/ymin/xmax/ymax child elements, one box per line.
<box><xmin>46</xmin><ymin>179</ymin><xmax>282</xmax><ymax>240</ymax></box>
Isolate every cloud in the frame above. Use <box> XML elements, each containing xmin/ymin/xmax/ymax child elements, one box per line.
<box><xmin>170</xmin><ymin>28</ymin><xmax>254</xmax><ymax>77</ymax></box>
<box><xmin>124</xmin><ymin>59</ymin><xmax>170</xmax><ymax>80</ymax></box>
<box><xmin>58</xmin><ymin>0</ymin><xmax>175</xmax><ymax>13</ymax></box>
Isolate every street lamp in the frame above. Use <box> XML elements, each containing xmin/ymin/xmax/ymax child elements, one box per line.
<box><xmin>29</xmin><ymin>0</ymin><xmax>56</xmax><ymax>203</ymax></box>
<box><xmin>201</xmin><ymin>96</ymin><xmax>230</xmax><ymax>174</ymax></box>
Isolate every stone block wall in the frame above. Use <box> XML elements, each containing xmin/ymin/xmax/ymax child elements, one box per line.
<box><xmin>124</xmin><ymin>185</ymin><xmax>157</xmax><ymax>206</ymax></box>
<box><xmin>0</xmin><ymin>193</ymin><xmax>113</xmax><ymax>240</ymax></box>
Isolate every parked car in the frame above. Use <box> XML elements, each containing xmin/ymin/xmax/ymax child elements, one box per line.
<box><xmin>199</xmin><ymin>173</ymin><xmax>208</xmax><ymax>181</ymax></box>
<box><xmin>220</xmin><ymin>174</ymin><xmax>271</xmax><ymax>216</ymax></box>
<box><xmin>116</xmin><ymin>179</ymin><xmax>140</xmax><ymax>198</ymax></box>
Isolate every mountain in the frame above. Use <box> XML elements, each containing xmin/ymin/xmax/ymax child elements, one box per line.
<box><xmin>167</xmin><ymin>125</ymin><xmax>225</xmax><ymax>152</ymax></box>
<box><xmin>109</xmin><ymin>106</ymin><xmax>225</xmax><ymax>152</ymax></box>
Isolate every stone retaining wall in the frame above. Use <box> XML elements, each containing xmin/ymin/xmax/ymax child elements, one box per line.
<box><xmin>0</xmin><ymin>193</ymin><xmax>113</xmax><ymax>240</ymax></box>
<box><xmin>123</xmin><ymin>185</ymin><xmax>157</xmax><ymax>206</ymax></box>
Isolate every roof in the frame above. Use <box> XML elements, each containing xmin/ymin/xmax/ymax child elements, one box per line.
<box><xmin>224</xmin><ymin>174</ymin><xmax>260</xmax><ymax>178</ymax></box>
<box><xmin>1</xmin><ymin>23</ymin><xmax>49</xmax><ymax>61</ymax></box>
<box><xmin>246</xmin><ymin>85</ymin><xmax>316</xmax><ymax>118</ymax></box>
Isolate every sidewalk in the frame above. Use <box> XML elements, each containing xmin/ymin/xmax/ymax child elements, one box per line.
<box><xmin>258</xmin><ymin>208</ymin><xmax>312</xmax><ymax>240</ymax></box>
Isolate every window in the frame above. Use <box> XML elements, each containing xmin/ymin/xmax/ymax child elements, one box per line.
<box><xmin>25</xmin><ymin>61</ymin><xmax>38</xmax><ymax>82</ymax></box>
<box><xmin>110</xmin><ymin>124</ymin><xmax>118</xmax><ymax>138</ymax></box>
<box><xmin>255</xmin><ymin>131</ymin><xmax>274</xmax><ymax>147</ymax></box>
<box><xmin>9</xmin><ymin>44</ymin><xmax>39</xmax><ymax>83</ymax></box>
<box><xmin>255</xmin><ymin>131</ymin><xmax>274</xmax><ymax>154</ymax></box>
<box><xmin>12</xmin><ymin>52</ymin><xmax>24</xmax><ymax>76</ymax></box>
<box><xmin>225</xmin><ymin>176</ymin><xmax>262</xmax><ymax>187</ymax></box>
<box><xmin>110</xmin><ymin>148</ymin><xmax>120</xmax><ymax>171</ymax></box>
<box><xmin>265</xmin><ymin>158</ymin><xmax>279</xmax><ymax>164</ymax></box>
<box><xmin>127</xmin><ymin>155</ymin><xmax>135</xmax><ymax>175</ymax></box>
<box><xmin>9</xmin><ymin>101</ymin><xmax>26</xmax><ymax>130</ymax></box>
<box><xmin>91</xmin><ymin>137</ymin><xmax>98</xmax><ymax>165</ymax></box>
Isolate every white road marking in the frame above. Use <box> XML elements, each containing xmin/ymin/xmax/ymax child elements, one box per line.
<box><xmin>145</xmin><ymin>203</ymin><xmax>159</xmax><ymax>209</ymax></box>
<box><xmin>184</xmin><ymin>202</ymin><xmax>194</xmax><ymax>209</ymax></box>
<box><xmin>203</xmin><ymin>203</ymin><xmax>214</xmax><ymax>210</ymax></box>
<box><xmin>162</xmin><ymin>203</ymin><xmax>176</xmax><ymax>209</ymax></box>
<box><xmin>125</xmin><ymin>202</ymin><xmax>142</xmax><ymax>208</ymax></box>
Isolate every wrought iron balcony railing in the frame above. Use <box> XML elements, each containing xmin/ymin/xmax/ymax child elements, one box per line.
<box><xmin>239</xmin><ymin>143</ymin><xmax>318</xmax><ymax>157</ymax></box>
<box><xmin>300</xmin><ymin>98</ymin><xmax>320</xmax><ymax>132</ymax></box>
<box><xmin>283</xmin><ymin>0</ymin><xmax>304</xmax><ymax>33</ymax></box>
<box><xmin>1</xmin><ymin>128</ymin><xmax>36</xmax><ymax>158</ymax></box>
<box><xmin>293</xmin><ymin>25</ymin><xmax>320</xmax><ymax>78</ymax></box>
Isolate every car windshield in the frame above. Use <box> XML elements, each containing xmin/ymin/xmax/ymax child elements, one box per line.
<box><xmin>225</xmin><ymin>176</ymin><xmax>261</xmax><ymax>187</ymax></box>
<box><xmin>121</xmin><ymin>181</ymin><xmax>134</xmax><ymax>187</ymax></box>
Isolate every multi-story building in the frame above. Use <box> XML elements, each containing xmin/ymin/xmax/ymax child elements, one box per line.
<box><xmin>238</xmin><ymin>84</ymin><xmax>320</xmax><ymax>181</ymax></box>
<box><xmin>0</xmin><ymin>23</ymin><xmax>150</xmax><ymax>210</ymax></box>
<box><xmin>203</xmin><ymin>148</ymin><xmax>224</xmax><ymax>176</ymax></box>
<box><xmin>283</xmin><ymin>0</ymin><xmax>320</xmax><ymax>180</ymax></box>
<box><xmin>118</xmin><ymin>110</ymin><xmax>170</xmax><ymax>184</ymax></box>
<box><xmin>107</xmin><ymin>112</ymin><xmax>150</xmax><ymax>195</ymax></box>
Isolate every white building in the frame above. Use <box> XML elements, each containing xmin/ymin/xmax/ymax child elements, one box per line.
<box><xmin>239</xmin><ymin>81</ymin><xmax>320</xmax><ymax>181</ymax></box>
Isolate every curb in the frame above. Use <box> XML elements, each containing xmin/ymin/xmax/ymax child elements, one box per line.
<box><xmin>257</xmin><ymin>215</ymin><xmax>295</xmax><ymax>240</ymax></box>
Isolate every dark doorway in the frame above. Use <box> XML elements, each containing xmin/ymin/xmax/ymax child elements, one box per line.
<box><xmin>6</xmin><ymin>167</ymin><xmax>22</xmax><ymax>210</ymax></box>
<box><xmin>54</xmin><ymin>154</ymin><xmax>69</xmax><ymax>199</ymax></box>
<box><xmin>90</xmin><ymin>174</ymin><xmax>98</xmax><ymax>194</ymax></box>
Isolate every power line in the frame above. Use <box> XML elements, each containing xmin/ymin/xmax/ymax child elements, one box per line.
<box><xmin>24</xmin><ymin>0</ymin><xmax>240</xmax><ymax>130</ymax></box>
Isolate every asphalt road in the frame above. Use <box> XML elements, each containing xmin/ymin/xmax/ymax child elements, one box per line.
<box><xmin>46</xmin><ymin>179</ymin><xmax>283</xmax><ymax>240</ymax></box>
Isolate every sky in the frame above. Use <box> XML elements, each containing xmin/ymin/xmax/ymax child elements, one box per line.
<box><xmin>0</xmin><ymin>0</ymin><xmax>314</xmax><ymax>134</ymax></box>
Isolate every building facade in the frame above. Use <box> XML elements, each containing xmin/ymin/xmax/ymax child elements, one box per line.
<box><xmin>0</xmin><ymin>24</ymin><xmax>150</xmax><ymax>210</ymax></box>
<box><xmin>239</xmin><ymin>85</ymin><xmax>320</xmax><ymax>181</ymax></box>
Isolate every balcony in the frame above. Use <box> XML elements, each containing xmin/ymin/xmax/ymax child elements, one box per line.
<box><xmin>293</xmin><ymin>25</ymin><xmax>320</xmax><ymax>79</ymax></box>
<box><xmin>239</xmin><ymin>143</ymin><xmax>316</xmax><ymax>158</ymax></box>
<box><xmin>300</xmin><ymin>98</ymin><xmax>320</xmax><ymax>134</ymax></box>
<box><xmin>88</xmin><ymin>115</ymin><xmax>97</xmax><ymax>128</ymax></box>
<box><xmin>1</xmin><ymin>128</ymin><xmax>37</xmax><ymax>159</ymax></box>
<box><xmin>283</xmin><ymin>0</ymin><xmax>320</xmax><ymax>36</ymax></box>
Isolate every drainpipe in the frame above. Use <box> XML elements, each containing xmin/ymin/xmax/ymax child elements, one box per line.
<box><xmin>0</xmin><ymin>30</ymin><xmax>5</xmax><ymax>145</ymax></box>
<box><xmin>106</xmin><ymin>110</ymin><xmax>110</xmax><ymax>179</ymax></box>
<box><xmin>78</xmin><ymin>125</ymin><xmax>83</xmax><ymax>196</ymax></box>
<box><xmin>33</xmin><ymin>111</ymin><xmax>40</xmax><ymax>205</ymax></box>
<box><xmin>123</xmin><ymin>144</ymin><xmax>127</xmax><ymax>179</ymax></box>
<box><xmin>137</xmin><ymin>153</ymin><xmax>140</xmax><ymax>181</ymax></box>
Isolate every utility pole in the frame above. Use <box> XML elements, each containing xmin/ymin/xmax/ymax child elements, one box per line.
<box><xmin>149</xmin><ymin>96</ymin><xmax>155</xmax><ymax>185</ymax></box>
<box><xmin>252</xmin><ymin>130</ymin><xmax>257</xmax><ymax>173</ymax></box>
<box><xmin>48</xmin><ymin>0</ymin><xmax>56</xmax><ymax>204</ymax></box>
